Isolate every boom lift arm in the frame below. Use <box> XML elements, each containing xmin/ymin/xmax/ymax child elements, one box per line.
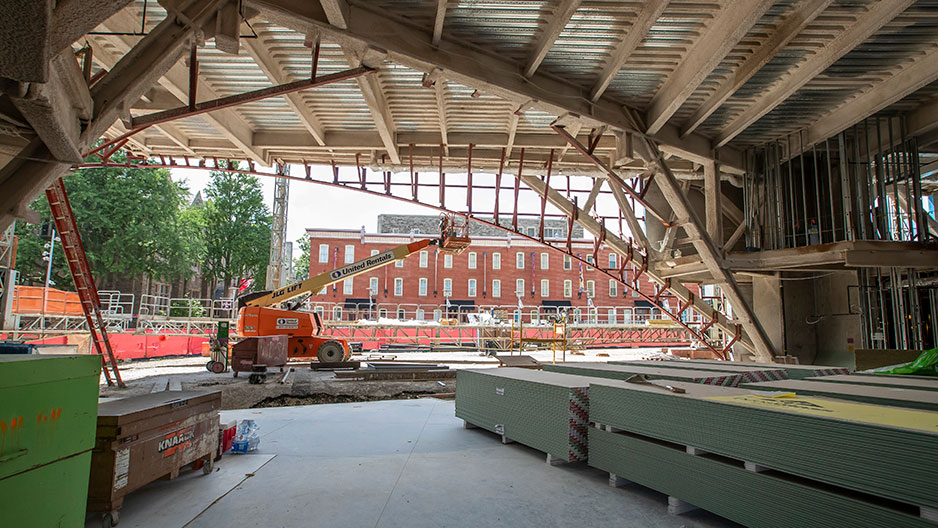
<box><xmin>245</xmin><ymin>238</ymin><xmax>438</xmax><ymax>308</ymax></box>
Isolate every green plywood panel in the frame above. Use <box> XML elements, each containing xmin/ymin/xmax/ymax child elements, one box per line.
<box><xmin>455</xmin><ymin>368</ymin><xmax>592</xmax><ymax>462</ymax></box>
<box><xmin>0</xmin><ymin>452</ymin><xmax>92</xmax><ymax>527</ymax></box>
<box><xmin>589</xmin><ymin>428</ymin><xmax>934</xmax><ymax>528</ymax></box>
<box><xmin>669</xmin><ymin>358</ymin><xmax>850</xmax><ymax>379</ymax></box>
<box><xmin>588</xmin><ymin>379</ymin><xmax>938</xmax><ymax>509</ymax></box>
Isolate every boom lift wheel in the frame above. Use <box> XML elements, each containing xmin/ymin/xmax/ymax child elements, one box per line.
<box><xmin>317</xmin><ymin>340</ymin><xmax>344</xmax><ymax>362</ymax></box>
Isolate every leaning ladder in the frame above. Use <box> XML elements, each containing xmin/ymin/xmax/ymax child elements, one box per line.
<box><xmin>46</xmin><ymin>178</ymin><xmax>125</xmax><ymax>387</ymax></box>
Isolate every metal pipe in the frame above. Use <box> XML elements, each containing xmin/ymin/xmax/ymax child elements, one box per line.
<box><xmin>824</xmin><ymin>137</ymin><xmax>836</xmax><ymax>242</ymax></box>
<box><xmin>799</xmin><ymin>130</ymin><xmax>809</xmax><ymax>246</ymax></box>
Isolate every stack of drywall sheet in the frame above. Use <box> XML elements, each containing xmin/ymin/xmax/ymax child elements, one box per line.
<box><xmin>455</xmin><ymin>368</ymin><xmax>593</xmax><ymax>462</ymax></box>
<box><xmin>669</xmin><ymin>358</ymin><xmax>850</xmax><ymax>379</ymax></box>
<box><xmin>610</xmin><ymin>359</ymin><xmax>789</xmax><ymax>383</ymax></box>
<box><xmin>808</xmin><ymin>374</ymin><xmax>938</xmax><ymax>391</ymax></box>
<box><xmin>742</xmin><ymin>379</ymin><xmax>938</xmax><ymax>412</ymax></box>
<box><xmin>588</xmin><ymin>379</ymin><xmax>938</xmax><ymax>513</ymax></box>
<box><xmin>589</xmin><ymin>427</ymin><xmax>935</xmax><ymax>528</ymax></box>
<box><xmin>542</xmin><ymin>362</ymin><xmax>745</xmax><ymax>387</ymax></box>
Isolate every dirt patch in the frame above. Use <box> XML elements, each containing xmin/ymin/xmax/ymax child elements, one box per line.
<box><xmin>251</xmin><ymin>391</ymin><xmax>437</xmax><ymax>408</ymax></box>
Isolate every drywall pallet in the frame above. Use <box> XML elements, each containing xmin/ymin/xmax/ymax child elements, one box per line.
<box><xmin>588</xmin><ymin>379</ymin><xmax>938</xmax><ymax>510</ymax></box>
<box><xmin>742</xmin><ymin>379</ymin><xmax>938</xmax><ymax>412</ymax></box>
<box><xmin>670</xmin><ymin>358</ymin><xmax>850</xmax><ymax>379</ymax></box>
<box><xmin>807</xmin><ymin>374</ymin><xmax>938</xmax><ymax>391</ymax></box>
<box><xmin>455</xmin><ymin>368</ymin><xmax>592</xmax><ymax>463</ymax></box>
<box><xmin>589</xmin><ymin>426</ymin><xmax>936</xmax><ymax>528</ymax></box>
<box><xmin>610</xmin><ymin>359</ymin><xmax>789</xmax><ymax>383</ymax></box>
<box><xmin>542</xmin><ymin>362</ymin><xmax>745</xmax><ymax>387</ymax></box>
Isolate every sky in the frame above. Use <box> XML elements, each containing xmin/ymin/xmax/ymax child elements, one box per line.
<box><xmin>170</xmin><ymin>164</ymin><xmax>443</xmax><ymax>261</ymax></box>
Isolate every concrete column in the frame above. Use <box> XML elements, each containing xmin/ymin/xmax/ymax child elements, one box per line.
<box><xmin>751</xmin><ymin>274</ymin><xmax>784</xmax><ymax>360</ymax></box>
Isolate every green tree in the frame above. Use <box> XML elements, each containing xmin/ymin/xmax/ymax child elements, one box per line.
<box><xmin>293</xmin><ymin>233</ymin><xmax>310</xmax><ymax>281</ymax></box>
<box><xmin>14</xmin><ymin>156</ymin><xmax>200</xmax><ymax>289</ymax></box>
<box><xmin>200</xmin><ymin>169</ymin><xmax>271</xmax><ymax>294</ymax></box>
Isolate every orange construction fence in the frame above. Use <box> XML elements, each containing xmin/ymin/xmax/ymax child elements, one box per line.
<box><xmin>12</xmin><ymin>285</ymin><xmax>84</xmax><ymax>316</ymax></box>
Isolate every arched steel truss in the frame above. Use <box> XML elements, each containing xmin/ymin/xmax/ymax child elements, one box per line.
<box><xmin>75</xmin><ymin>155</ymin><xmax>745</xmax><ymax>359</ymax></box>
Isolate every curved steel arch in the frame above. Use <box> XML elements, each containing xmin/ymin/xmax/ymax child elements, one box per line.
<box><xmin>74</xmin><ymin>156</ymin><xmax>735</xmax><ymax>358</ymax></box>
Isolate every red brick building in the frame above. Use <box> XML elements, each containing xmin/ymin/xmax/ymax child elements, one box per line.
<box><xmin>306</xmin><ymin>216</ymin><xmax>671</xmax><ymax>324</ymax></box>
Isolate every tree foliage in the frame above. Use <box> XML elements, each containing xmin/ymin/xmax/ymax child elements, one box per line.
<box><xmin>293</xmin><ymin>233</ymin><xmax>310</xmax><ymax>281</ymax></box>
<box><xmin>199</xmin><ymin>169</ymin><xmax>272</xmax><ymax>293</ymax></box>
<box><xmin>14</xmin><ymin>159</ymin><xmax>199</xmax><ymax>289</ymax></box>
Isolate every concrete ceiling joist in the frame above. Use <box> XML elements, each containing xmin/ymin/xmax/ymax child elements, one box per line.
<box><xmin>803</xmin><ymin>46</ymin><xmax>938</xmax><ymax>148</ymax></box>
<box><xmin>713</xmin><ymin>0</ymin><xmax>916</xmax><ymax>148</ymax></box>
<box><xmin>644</xmin><ymin>0</ymin><xmax>774</xmax><ymax>135</ymax></box>
<box><xmin>319</xmin><ymin>0</ymin><xmax>401</xmax><ymax>164</ymax></box>
<box><xmin>432</xmin><ymin>0</ymin><xmax>447</xmax><ymax>46</ymax></box>
<box><xmin>246</xmin><ymin>0</ymin><xmax>748</xmax><ymax>174</ymax></box>
<box><xmin>85</xmin><ymin>38</ymin><xmax>196</xmax><ymax>156</ymax></box>
<box><xmin>434</xmin><ymin>80</ymin><xmax>450</xmax><ymax>155</ymax></box>
<box><xmin>524</xmin><ymin>0</ymin><xmax>582</xmax><ymax>78</ymax></box>
<box><xmin>589</xmin><ymin>0</ymin><xmax>668</xmax><ymax>103</ymax></box>
<box><xmin>680</xmin><ymin>0</ymin><xmax>832</xmax><ymax>138</ymax></box>
<box><xmin>96</xmin><ymin>10</ymin><xmax>267</xmax><ymax>163</ymax></box>
<box><xmin>243</xmin><ymin>37</ymin><xmax>327</xmax><ymax>147</ymax></box>
<box><xmin>0</xmin><ymin>0</ymin><xmax>219</xmax><ymax>232</ymax></box>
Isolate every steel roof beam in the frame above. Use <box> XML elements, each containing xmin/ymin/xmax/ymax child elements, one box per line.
<box><xmin>680</xmin><ymin>0</ymin><xmax>831</xmax><ymax>138</ymax></box>
<box><xmin>713</xmin><ymin>0</ymin><xmax>915</xmax><ymax>148</ymax></box>
<box><xmin>524</xmin><ymin>0</ymin><xmax>582</xmax><ymax>78</ymax></box>
<box><xmin>645</xmin><ymin>0</ymin><xmax>773</xmax><ymax>135</ymax></box>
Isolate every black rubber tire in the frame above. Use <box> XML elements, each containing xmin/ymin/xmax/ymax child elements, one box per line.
<box><xmin>317</xmin><ymin>340</ymin><xmax>345</xmax><ymax>362</ymax></box>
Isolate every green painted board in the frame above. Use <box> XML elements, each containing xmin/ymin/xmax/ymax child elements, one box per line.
<box><xmin>808</xmin><ymin>374</ymin><xmax>938</xmax><ymax>391</ymax></box>
<box><xmin>456</xmin><ymin>368</ymin><xmax>592</xmax><ymax>462</ymax></box>
<box><xmin>0</xmin><ymin>354</ymin><xmax>101</xmax><ymax>525</ymax></box>
<box><xmin>741</xmin><ymin>379</ymin><xmax>938</xmax><ymax>412</ymax></box>
<box><xmin>589</xmin><ymin>428</ymin><xmax>934</xmax><ymax>528</ymax></box>
<box><xmin>610</xmin><ymin>359</ymin><xmax>789</xmax><ymax>383</ymax></box>
<box><xmin>588</xmin><ymin>378</ymin><xmax>938</xmax><ymax>509</ymax></box>
<box><xmin>542</xmin><ymin>362</ymin><xmax>745</xmax><ymax>386</ymax></box>
<box><xmin>666</xmin><ymin>358</ymin><xmax>850</xmax><ymax>379</ymax></box>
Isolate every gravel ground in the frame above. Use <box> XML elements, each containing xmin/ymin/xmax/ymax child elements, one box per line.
<box><xmin>98</xmin><ymin>346</ymin><xmax>669</xmax><ymax>410</ymax></box>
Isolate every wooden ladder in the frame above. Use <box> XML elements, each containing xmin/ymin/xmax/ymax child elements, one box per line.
<box><xmin>46</xmin><ymin>178</ymin><xmax>125</xmax><ymax>387</ymax></box>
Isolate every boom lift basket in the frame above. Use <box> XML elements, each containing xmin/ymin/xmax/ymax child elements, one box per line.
<box><xmin>439</xmin><ymin>213</ymin><xmax>472</xmax><ymax>254</ymax></box>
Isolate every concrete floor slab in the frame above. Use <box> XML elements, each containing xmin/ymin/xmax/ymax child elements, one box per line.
<box><xmin>170</xmin><ymin>398</ymin><xmax>738</xmax><ymax>528</ymax></box>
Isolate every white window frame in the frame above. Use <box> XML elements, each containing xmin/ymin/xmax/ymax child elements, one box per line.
<box><xmin>540</xmin><ymin>252</ymin><xmax>549</xmax><ymax>270</ymax></box>
<box><xmin>369</xmin><ymin>277</ymin><xmax>379</xmax><ymax>294</ymax></box>
<box><xmin>468</xmin><ymin>252</ymin><xmax>477</xmax><ymax>269</ymax></box>
<box><xmin>516</xmin><ymin>252</ymin><xmax>524</xmax><ymax>269</ymax></box>
<box><xmin>394</xmin><ymin>278</ymin><xmax>403</xmax><ymax>296</ymax></box>
<box><xmin>443</xmin><ymin>278</ymin><xmax>453</xmax><ymax>296</ymax></box>
<box><xmin>371</xmin><ymin>249</ymin><xmax>379</xmax><ymax>256</ymax></box>
<box><xmin>318</xmin><ymin>244</ymin><xmax>329</xmax><ymax>263</ymax></box>
<box><xmin>344</xmin><ymin>245</ymin><xmax>355</xmax><ymax>264</ymax></box>
<box><xmin>608</xmin><ymin>253</ymin><xmax>616</xmax><ymax>269</ymax></box>
<box><xmin>343</xmin><ymin>277</ymin><xmax>353</xmax><ymax>295</ymax></box>
<box><xmin>515</xmin><ymin>278</ymin><xmax>524</xmax><ymax>295</ymax></box>
<box><xmin>587</xmin><ymin>280</ymin><xmax>595</xmax><ymax>298</ymax></box>
<box><xmin>444</xmin><ymin>254</ymin><xmax>453</xmax><ymax>269</ymax></box>
<box><xmin>609</xmin><ymin>279</ymin><xmax>617</xmax><ymax>297</ymax></box>
<box><xmin>419</xmin><ymin>250</ymin><xmax>428</xmax><ymax>268</ymax></box>
<box><xmin>540</xmin><ymin>279</ymin><xmax>549</xmax><ymax>297</ymax></box>
<box><xmin>332</xmin><ymin>306</ymin><xmax>342</xmax><ymax>320</ymax></box>
<box><xmin>418</xmin><ymin>278</ymin><xmax>428</xmax><ymax>296</ymax></box>
<box><xmin>468</xmin><ymin>279</ymin><xmax>477</xmax><ymax>297</ymax></box>
<box><xmin>586</xmin><ymin>254</ymin><xmax>594</xmax><ymax>271</ymax></box>
<box><xmin>492</xmin><ymin>279</ymin><xmax>501</xmax><ymax>298</ymax></box>
<box><xmin>564</xmin><ymin>280</ymin><xmax>572</xmax><ymax>298</ymax></box>
<box><xmin>563</xmin><ymin>255</ymin><xmax>571</xmax><ymax>270</ymax></box>
<box><xmin>492</xmin><ymin>252</ymin><xmax>501</xmax><ymax>270</ymax></box>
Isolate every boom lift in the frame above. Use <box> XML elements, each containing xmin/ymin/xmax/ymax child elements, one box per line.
<box><xmin>236</xmin><ymin>214</ymin><xmax>471</xmax><ymax>362</ymax></box>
